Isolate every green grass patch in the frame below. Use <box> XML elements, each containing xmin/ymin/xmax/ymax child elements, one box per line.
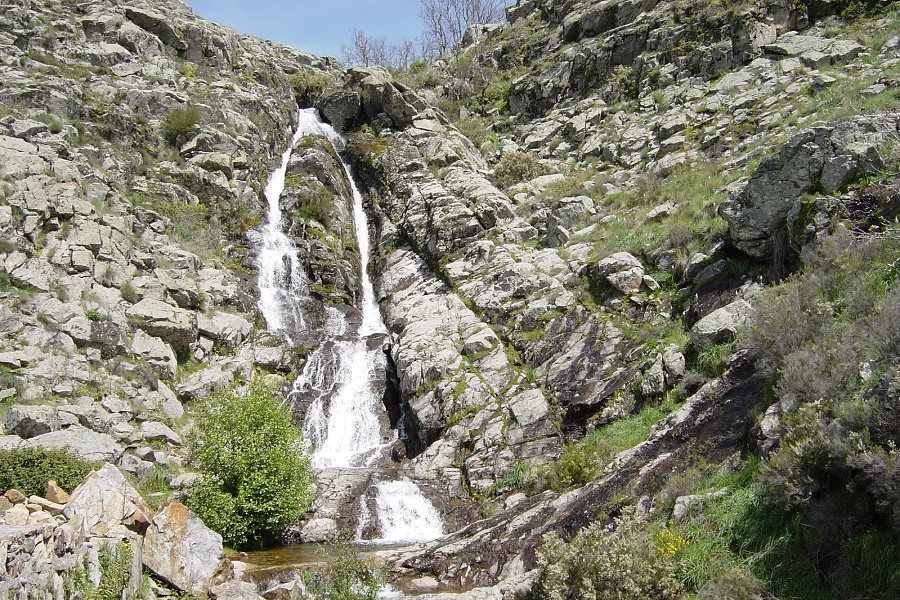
<box><xmin>540</xmin><ymin>398</ymin><xmax>679</xmax><ymax>489</ymax></box>
<box><xmin>577</xmin><ymin>161</ymin><xmax>730</xmax><ymax>260</ymax></box>
<box><xmin>163</xmin><ymin>105</ymin><xmax>202</xmax><ymax>144</ymax></box>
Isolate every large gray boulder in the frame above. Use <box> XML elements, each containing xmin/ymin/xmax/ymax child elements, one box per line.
<box><xmin>317</xmin><ymin>89</ymin><xmax>361</xmax><ymax>132</ymax></box>
<box><xmin>140</xmin><ymin>421</ymin><xmax>182</xmax><ymax>445</ymax></box>
<box><xmin>23</xmin><ymin>425</ymin><xmax>124</xmax><ymax>463</ymax></box>
<box><xmin>0</xmin><ymin>435</ymin><xmax>24</xmax><ymax>451</ymax></box>
<box><xmin>0</xmin><ymin>135</ymin><xmax>49</xmax><ymax>179</ymax></box>
<box><xmin>131</xmin><ymin>329</ymin><xmax>177</xmax><ymax>380</ymax></box>
<box><xmin>595</xmin><ymin>252</ymin><xmax>647</xmax><ymax>295</ymax></box>
<box><xmin>197</xmin><ymin>311</ymin><xmax>253</xmax><ymax>349</ymax></box>
<box><xmin>209</xmin><ymin>581</ymin><xmax>265</xmax><ymax>600</ymax></box>
<box><xmin>720</xmin><ymin>114</ymin><xmax>899</xmax><ymax>258</ymax></box>
<box><xmin>348</xmin><ymin>66</ymin><xmax>426</xmax><ymax>129</ymax></box>
<box><xmin>124</xmin><ymin>7</ymin><xmax>186</xmax><ymax>51</ymax></box>
<box><xmin>763</xmin><ymin>32</ymin><xmax>863</xmax><ymax>67</ymax></box>
<box><xmin>690</xmin><ymin>300</ymin><xmax>754</xmax><ymax>351</ymax></box>
<box><xmin>126</xmin><ymin>298</ymin><xmax>197</xmax><ymax>350</ymax></box>
<box><xmin>143</xmin><ymin>501</ymin><xmax>230</xmax><ymax>595</ymax></box>
<box><xmin>63</xmin><ymin>463</ymin><xmax>154</xmax><ymax>534</ymax></box>
<box><xmin>5</xmin><ymin>405</ymin><xmax>60</xmax><ymax>438</ymax></box>
<box><xmin>155</xmin><ymin>269</ymin><xmax>201</xmax><ymax>309</ymax></box>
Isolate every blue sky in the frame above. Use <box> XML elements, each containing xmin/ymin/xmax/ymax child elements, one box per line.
<box><xmin>187</xmin><ymin>0</ymin><xmax>425</xmax><ymax>59</ymax></box>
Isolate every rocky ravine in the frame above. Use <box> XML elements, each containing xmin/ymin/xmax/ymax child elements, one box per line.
<box><xmin>2</xmin><ymin>0</ymin><xmax>899</xmax><ymax>597</ymax></box>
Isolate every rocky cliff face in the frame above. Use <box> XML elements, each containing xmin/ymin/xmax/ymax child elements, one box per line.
<box><xmin>1</xmin><ymin>0</ymin><xmax>899</xmax><ymax>597</ymax></box>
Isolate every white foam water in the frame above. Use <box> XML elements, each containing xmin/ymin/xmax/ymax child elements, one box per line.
<box><xmin>370</xmin><ymin>479</ymin><xmax>444</xmax><ymax>543</ymax></box>
<box><xmin>299</xmin><ymin>338</ymin><xmax>389</xmax><ymax>468</ymax></box>
<box><xmin>256</xmin><ymin>115</ymin><xmax>311</xmax><ymax>341</ymax></box>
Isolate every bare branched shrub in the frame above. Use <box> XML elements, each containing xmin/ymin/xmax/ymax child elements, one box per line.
<box><xmin>419</xmin><ymin>0</ymin><xmax>506</xmax><ymax>56</ymax></box>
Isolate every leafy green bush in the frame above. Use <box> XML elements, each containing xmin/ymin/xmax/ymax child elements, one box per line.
<box><xmin>186</xmin><ymin>378</ymin><xmax>314</xmax><ymax>548</ymax></box>
<box><xmin>95</xmin><ymin>542</ymin><xmax>133</xmax><ymax>600</ymax></box>
<box><xmin>528</xmin><ymin>508</ymin><xmax>684</xmax><ymax>600</ymax></box>
<box><xmin>300</xmin><ymin>547</ymin><xmax>382</xmax><ymax>600</ymax></box>
<box><xmin>0</xmin><ymin>447</ymin><xmax>96</xmax><ymax>496</ymax></box>
<box><xmin>163</xmin><ymin>105</ymin><xmax>201</xmax><ymax>144</ymax></box>
<box><xmin>286</xmin><ymin>175</ymin><xmax>335</xmax><ymax>228</ymax></box>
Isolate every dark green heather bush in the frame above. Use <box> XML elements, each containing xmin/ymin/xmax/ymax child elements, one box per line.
<box><xmin>528</xmin><ymin>508</ymin><xmax>684</xmax><ymax>600</ymax></box>
<box><xmin>0</xmin><ymin>447</ymin><xmax>97</xmax><ymax>496</ymax></box>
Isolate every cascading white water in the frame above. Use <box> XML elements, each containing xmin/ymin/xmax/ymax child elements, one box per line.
<box><xmin>260</xmin><ymin>108</ymin><xmax>442</xmax><ymax>543</ymax></box>
<box><xmin>256</xmin><ymin>117</ymin><xmax>311</xmax><ymax>340</ymax></box>
<box><xmin>299</xmin><ymin>338</ymin><xmax>389</xmax><ymax>468</ymax></box>
<box><xmin>342</xmin><ymin>162</ymin><xmax>386</xmax><ymax>337</ymax></box>
<box><xmin>370</xmin><ymin>479</ymin><xmax>444</xmax><ymax>543</ymax></box>
<box><xmin>291</xmin><ymin>109</ymin><xmax>392</xmax><ymax>469</ymax></box>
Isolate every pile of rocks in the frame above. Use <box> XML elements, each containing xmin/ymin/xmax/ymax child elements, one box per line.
<box><xmin>0</xmin><ymin>464</ymin><xmax>274</xmax><ymax>599</ymax></box>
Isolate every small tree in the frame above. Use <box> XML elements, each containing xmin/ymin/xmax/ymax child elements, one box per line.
<box><xmin>341</xmin><ymin>28</ymin><xmax>392</xmax><ymax>67</ymax></box>
<box><xmin>340</xmin><ymin>28</ymin><xmax>427</xmax><ymax>69</ymax></box>
<box><xmin>419</xmin><ymin>0</ymin><xmax>507</xmax><ymax>57</ymax></box>
<box><xmin>187</xmin><ymin>378</ymin><xmax>314</xmax><ymax>548</ymax></box>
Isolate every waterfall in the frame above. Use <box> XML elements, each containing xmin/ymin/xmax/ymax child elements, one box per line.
<box><xmin>256</xmin><ymin>117</ymin><xmax>310</xmax><ymax>341</ymax></box>
<box><xmin>258</xmin><ymin>108</ymin><xmax>443</xmax><ymax>544</ymax></box>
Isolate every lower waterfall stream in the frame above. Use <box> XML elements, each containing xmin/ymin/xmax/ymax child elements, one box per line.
<box><xmin>256</xmin><ymin>108</ymin><xmax>443</xmax><ymax>546</ymax></box>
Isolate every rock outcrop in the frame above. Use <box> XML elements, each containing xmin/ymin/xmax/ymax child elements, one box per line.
<box><xmin>720</xmin><ymin>113</ymin><xmax>900</xmax><ymax>257</ymax></box>
<box><xmin>143</xmin><ymin>501</ymin><xmax>231</xmax><ymax>595</ymax></box>
<box><xmin>0</xmin><ymin>465</ymin><xmax>238</xmax><ymax>599</ymax></box>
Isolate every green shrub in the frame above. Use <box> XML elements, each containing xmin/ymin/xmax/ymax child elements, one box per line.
<box><xmin>96</xmin><ymin>542</ymin><xmax>133</xmax><ymax>600</ymax></box>
<box><xmin>300</xmin><ymin>547</ymin><xmax>382</xmax><ymax>600</ymax></box>
<box><xmin>288</xmin><ymin>182</ymin><xmax>335</xmax><ymax>228</ymax></box>
<box><xmin>119</xmin><ymin>281</ymin><xmax>138</xmax><ymax>304</ymax></box>
<box><xmin>178</xmin><ymin>63</ymin><xmax>197</xmax><ymax>79</ymax></box>
<box><xmin>291</xmin><ymin>70</ymin><xmax>333</xmax><ymax>103</ymax></box>
<box><xmin>163</xmin><ymin>105</ymin><xmax>201</xmax><ymax>144</ymax></box>
<box><xmin>186</xmin><ymin>378</ymin><xmax>314</xmax><ymax>548</ymax></box>
<box><xmin>744</xmin><ymin>231</ymin><xmax>900</xmax><ymax>520</ymax></box>
<box><xmin>493</xmin><ymin>150</ymin><xmax>552</xmax><ymax>190</ymax></box>
<box><xmin>0</xmin><ymin>447</ymin><xmax>96</xmax><ymax>496</ymax></box>
<box><xmin>483</xmin><ymin>77</ymin><xmax>512</xmax><ymax>112</ymax></box>
<box><xmin>0</xmin><ymin>238</ymin><xmax>17</xmax><ymax>253</ymax></box>
<box><xmin>528</xmin><ymin>508</ymin><xmax>684</xmax><ymax>599</ymax></box>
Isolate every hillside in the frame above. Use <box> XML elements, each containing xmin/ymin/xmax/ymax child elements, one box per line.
<box><xmin>1</xmin><ymin>0</ymin><xmax>898</xmax><ymax>598</ymax></box>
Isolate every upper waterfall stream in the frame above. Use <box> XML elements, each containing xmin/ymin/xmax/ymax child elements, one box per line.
<box><xmin>257</xmin><ymin>109</ymin><xmax>442</xmax><ymax>545</ymax></box>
